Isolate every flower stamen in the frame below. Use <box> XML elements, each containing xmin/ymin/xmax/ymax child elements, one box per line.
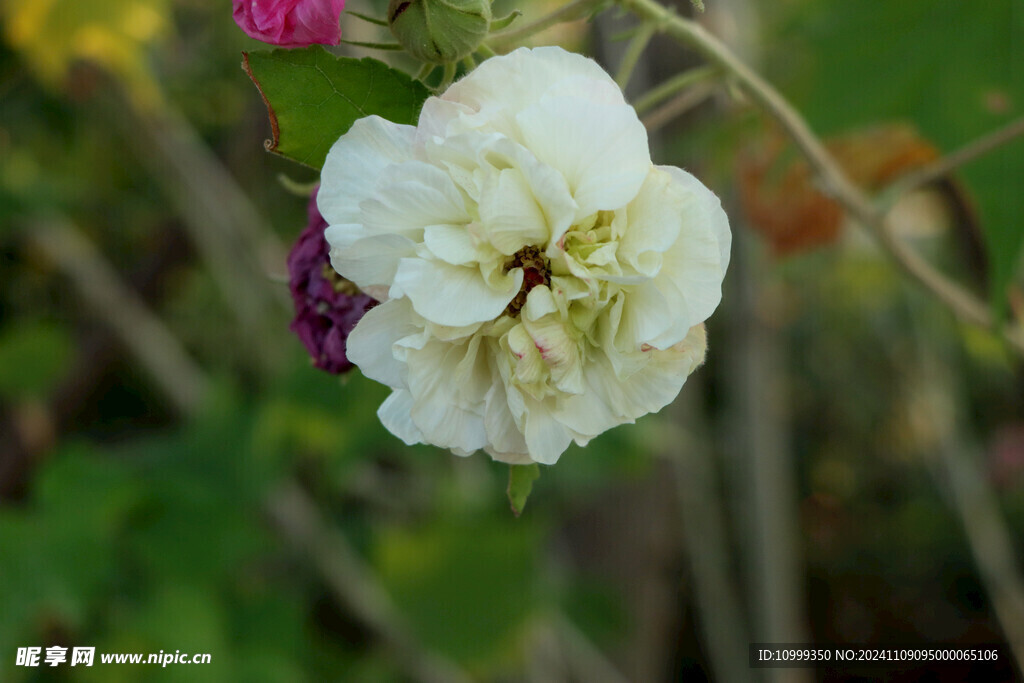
<box><xmin>504</xmin><ymin>245</ymin><xmax>550</xmax><ymax>317</ymax></box>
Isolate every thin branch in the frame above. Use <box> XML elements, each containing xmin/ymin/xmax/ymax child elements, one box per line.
<box><xmin>487</xmin><ymin>0</ymin><xmax>606</xmax><ymax>52</ymax></box>
<box><xmin>886</xmin><ymin>116</ymin><xmax>1024</xmax><ymax>202</ymax></box>
<box><xmin>552</xmin><ymin>613</ymin><xmax>632</xmax><ymax>683</ymax></box>
<box><xmin>618</xmin><ymin>0</ymin><xmax>856</xmax><ymax>197</ymax></box>
<box><xmin>265</xmin><ymin>481</ymin><xmax>474</xmax><ymax>683</ymax></box>
<box><xmin>526</xmin><ymin>619</ymin><xmax>567</xmax><ymax>682</ymax></box>
<box><xmin>906</xmin><ymin>310</ymin><xmax>1024</xmax><ymax>676</ymax></box>
<box><xmin>618</xmin><ymin>0</ymin><xmax>1024</xmax><ymax>355</ymax></box>
<box><xmin>30</xmin><ymin>218</ymin><xmax>210</xmax><ymax>417</ymax></box>
<box><xmin>658</xmin><ymin>414</ymin><xmax>754</xmax><ymax>683</ymax></box>
<box><xmin>102</xmin><ymin>77</ymin><xmax>292</xmax><ymax>371</ymax></box>
<box><xmin>632</xmin><ymin>65</ymin><xmax>718</xmax><ymax>114</ymax></box>
<box><xmin>615</xmin><ymin>22</ymin><xmax>657</xmax><ymax>89</ymax></box>
<box><xmin>938</xmin><ymin>438</ymin><xmax>1024</xmax><ymax>674</ymax></box>
<box><xmin>640</xmin><ymin>81</ymin><xmax>716</xmax><ymax>133</ymax></box>
<box><xmin>724</xmin><ymin>234</ymin><xmax>811</xmax><ymax>683</ymax></box>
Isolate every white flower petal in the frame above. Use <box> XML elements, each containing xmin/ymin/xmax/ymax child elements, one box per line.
<box><xmin>616</xmin><ymin>168</ymin><xmax>684</xmax><ymax>277</ymax></box>
<box><xmin>361</xmin><ymin>161</ymin><xmax>470</xmax><ymax>238</ymax></box>
<box><xmin>650</xmin><ymin>166</ymin><xmax>732</xmax><ymax>337</ymax></box>
<box><xmin>522</xmin><ymin>285</ymin><xmax>559</xmax><ymax>320</ymax></box>
<box><xmin>615</xmin><ymin>282</ymin><xmax>671</xmax><ymax>350</ymax></box>
<box><xmin>506</xmin><ymin>323</ymin><xmax>548</xmax><ymax>388</ymax></box>
<box><xmin>392</xmin><ymin>257</ymin><xmax>522</xmax><ymax>327</ymax></box>
<box><xmin>554</xmin><ymin>380</ymin><xmax>620</xmax><ymax>438</ymax></box>
<box><xmin>663</xmin><ymin>166</ymin><xmax>732</xmax><ymax>276</ymax></box>
<box><xmin>425</xmin><ymin>318</ymin><xmax>488</xmax><ymax>342</ymax></box>
<box><xmin>483</xmin><ymin>372</ymin><xmax>530</xmax><ymax>456</ymax></box>
<box><xmin>594</xmin><ymin>324</ymin><xmax>707</xmax><ymax>421</ymax></box>
<box><xmin>318</xmin><ymin>116</ymin><xmax>415</xmax><ymax>225</ymax></box>
<box><xmin>477</xmin><ymin>137</ymin><xmax>578</xmax><ymax>245</ymax></box>
<box><xmin>522</xmin><ymin>288</ymin><xmax>585</xmax><ymax>395</ymax></box>
<box><xmin>378</xmin><ymin>390</ymin><xmax>424</xmax><ymax>445</ymax></box>
<box><xmin>517</xmin><ymin>95</ymin><xmax>650</xmax><ymax>220</ymax></box>
<box><xmin>438</xmin><ymin>46</ymin><xmax>624</xmax><ymax>138</ymax></box>
<box><xmin>478</xmin><ymin>168</ymin><xmax>550</xmax><ymax>254</ymax></box>
<box><xmin>484</xmin><ymin>448</ymin><xmax>536</xmax><ymax>466</ymax></box>
<box><xmin>330</xmin><ymin>233</ymin><xmax>416</xmax><ymax>290</ymax></box>
<box><xmin>522</xmin><ymin>396</ymin><xmax>574</xmax><ymax>465</ymax></box>
<box><xmin>423</xmin><ymin>224</ymin><xmax>479</xmax><ymax>265</ymax></box>
<box><xmin>415</xmin><ymin>96</ymin><xmax>476</xmax><ymax>143</ymax></box>
<box><xmin>346</xmin><ymin>299</ymin><xmax>418</xmax><ymax>388</ymax></box>
<box><xmin>405</xmin><ymin>340</ymin><xmax>489</xmax><ymax>453</ymax></box>
<box><xmin>419</xmin><ymin>129</ymin><xmax>501</xmax><ymax>196</ymax></box>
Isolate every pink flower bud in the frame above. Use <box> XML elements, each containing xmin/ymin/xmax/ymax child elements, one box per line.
<box><xmin>233</xmin><ymin>0</ymin><xmax>345</xmax><ymax>48</ymax></box>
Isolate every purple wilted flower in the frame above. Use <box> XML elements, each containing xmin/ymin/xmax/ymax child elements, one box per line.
<box><xmin>288</xmin><ymin>188</ymin><xmax>376</xmax><ymax>374</ymax></box>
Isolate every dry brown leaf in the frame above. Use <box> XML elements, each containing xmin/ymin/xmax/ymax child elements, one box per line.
<box><xmin>738</xmin><ymin>123</ymin><xmax>941</xmax><ymax>256</ymax></box>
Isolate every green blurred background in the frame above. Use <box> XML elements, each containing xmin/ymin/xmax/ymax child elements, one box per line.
<box><xmin>1</xmin><ymin>0</ymin><xmax>1023</xmax><ymax>680</ymax></box>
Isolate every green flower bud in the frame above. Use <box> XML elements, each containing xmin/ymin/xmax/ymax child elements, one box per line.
<box><xmin>388</xmin><ymin>0</ymin><xmax>491</xmax><ymax>65</ymax></box>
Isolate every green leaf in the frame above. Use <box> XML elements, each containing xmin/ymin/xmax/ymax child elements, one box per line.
<box><xmin>507</xmin><ymin>464</ymin><xmax>540</xmax><ymax>516</ymax></box>
<box><xmin>242</xmin><ymin>47</ymin><xmax>431</xmax><ymax>169</ymax></box>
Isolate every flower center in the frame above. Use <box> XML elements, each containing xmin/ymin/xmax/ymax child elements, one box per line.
<box><xmin>503</xmin><ymin>245</ymin><xmax>550</xmax><ymax>317</ymax></box>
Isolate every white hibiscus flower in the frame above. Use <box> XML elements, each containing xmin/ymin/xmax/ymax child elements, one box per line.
<box><xmin>318</xmin><ymin>46</ymin><xmax>731</xmax><ymax>465</ymax></box>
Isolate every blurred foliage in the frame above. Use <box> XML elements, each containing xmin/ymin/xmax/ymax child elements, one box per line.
<box><xmin>374</xmin><ymin>518</ymin><xmax>539</xmax><ymax>665</ymax></box>
<box><xmin>0</xmin><ymin>321</ymin><xmax>74</xmax><ymax>401</ymax></box>
<box><xmin>1</xmin><ymin>0</ymin><xmax>1023</xmax><ymax>681</ymax></box>
<box><xmin>0</xmin><ymin>0</ymin><xmax>169</xmax><ymax>108</ymax></box>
